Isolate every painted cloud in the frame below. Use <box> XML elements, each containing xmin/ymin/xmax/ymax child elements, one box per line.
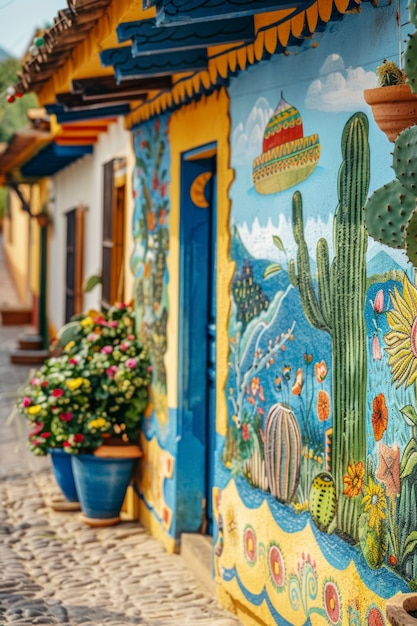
<box><xmin>232</xmin><ymin>97</ymin><xmax>273</xmax><ymax>165</ymax></box>
<box><xmin>305</xmin><ymin>54</ymin><xmax>377</xmax><ymax>112</ymax></box>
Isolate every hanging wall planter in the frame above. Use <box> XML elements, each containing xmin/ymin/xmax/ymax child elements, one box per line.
<box><xmin>71</xmin><ymin>444</ymin><xmax>142</xmax><ymax>527</ymax></box>
<box><xmin>363</xmin><ymin>83</ymin><xmax>417</xmax><ymax>142</ymax></box>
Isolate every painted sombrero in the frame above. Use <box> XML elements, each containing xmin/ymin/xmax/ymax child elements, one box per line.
<box><xmin>252</xmin><ymin>92</ymin><xmax>320</xmax><ymax>195</ymax></box>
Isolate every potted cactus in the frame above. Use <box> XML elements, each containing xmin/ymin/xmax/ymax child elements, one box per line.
<box><xmin>364</xmin><ymin>59</ymin><xmax>417</xmax><ymax>142</ymax></box>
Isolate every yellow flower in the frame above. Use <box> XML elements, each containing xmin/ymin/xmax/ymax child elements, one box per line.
<box><xmin>385</xmin><ymin>277</ymin><xmax>417</xmax><ymax>388</ymax></box>
<box><xmin>64</xmin><ymin>340</ymin><xmax>75</xmax><ymax>352</ymax></box>
<box><xmin>66</xmin><ymin>378</ymin><xmax>84</xmax><ymax>391</ymax></box>
<box><xmin>362</xmin><ymin>477</ymin><xmax>386</xmax><ymax>529</ymax></box>
<box><xmin>88</xmin><ymin>417</ymin><xmax>108</xmax><ymax>430</ymax></box>
<box><xmin>27</xmin><ymin>405</ymin><xmax>41</xmax><ymax>415</ymax></box>
<box><xmin>80</xmin><ymin>316</ymin><xmax>94</xmax><ymax>327</ymax></box>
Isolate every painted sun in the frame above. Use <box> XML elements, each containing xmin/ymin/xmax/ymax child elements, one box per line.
<box><xmin>384</xmin><ymin>277</ymin><xmax>417</xmax><ymax>389</ymax></box>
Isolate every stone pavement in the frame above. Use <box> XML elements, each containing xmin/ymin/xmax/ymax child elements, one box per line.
<box><xmin>0</xmin><ymin>268</ymin><xmax>241</xmax><ymax>625</ymax></box>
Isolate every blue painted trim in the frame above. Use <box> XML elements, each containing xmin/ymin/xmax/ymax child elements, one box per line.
<box><xmin>101</xmin><ymin>46</ymin><xmax>208</xmax><ymax>81</ymax></box>
<box><xmin>156</xmin><ymin>0</ymin><xmax>311</xmax><ymax>26</ymax></box>
<box><xmin>117</xmin><ymin>17</ymin><xmax>254</xmax><ymax>53</ymax></box>
<box><xmin>20</xmin><ymin>143</ymin><xmax>93</xmax><ymax>177</ymax></box>
<box><xmin>45</xmin><ymin>103</ymin><xmax>130</xmax><ymax>122</ymax></box>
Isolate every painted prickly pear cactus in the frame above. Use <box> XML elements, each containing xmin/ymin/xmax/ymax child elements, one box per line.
<box><xmin>309</xmin><ymin>472</ymin><xmax>337</xmax><ymax>533</ymax></box>
<box><xmin>289</xmin><ymin>112</ymin><xmax>370</xmax><ymax>540</ymax></box>
<box><xmin>264</xmin><ymin>403</ymin><xmax>301</xmax><ymax>504</ymax></box>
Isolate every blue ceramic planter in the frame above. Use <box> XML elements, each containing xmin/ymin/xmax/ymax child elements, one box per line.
<box><xmin>71</xmin><ymin>454</ymin><xmax>136</xmax><ymax>521</ymax></box>
<box><xmin>49</xmin><ymin>448</ymin><xmax>79</xmax><ymax>502</ymax></box>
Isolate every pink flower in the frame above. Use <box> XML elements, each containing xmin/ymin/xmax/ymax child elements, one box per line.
<box><xmin>22</xmin><ymin>397</ymin><xmax>31</xmax><ymax>407</ymax></box>
<box><xmin>73</xmin><ymin>434</ymin><xmax>84</xmax><ymax>443</ymax></box>
<box><xmin>93</xmin><ymin>315</ymin><xmax>106</xmax><ymax>325</ymax></box>
<box><xmin>101</xmin><ymin>345</ymin><xmax>113</xmax><ymax>354</ymax></box>
<box><xmin>127</xmin><ymin>334</ymin><xmax>135</xmax><ymax>340</ymax></box>
<box><xmin>126</xmin><ymin>358</ymin><xmax>137</xmax><ymax>369</ymax></box>
<box><xmin>372</xmin><ymin>289</ymin><xmax>384</xmax><ymax>314</ymax></box>
<box><xmin>29</xmin><ymin>422</ymin><xmax>44</xmax><ymax>437</ymax></box>
<box><xmin>109</xmin><ymin>321</ymin><xmax>118</xmax><ymax>328</ymax></box>
<box><xmin>87</xmin><ymin>332</ymin><xmax>100</xmax><ymax>341</ymax></box>
<box><xmin>59</xmin><ymin>412</ymin><xmax>73</xmax><ymax>422</ymax></box>
<box><xmin>106</xmin><ymin>365</ymin><xmax>118</xmax><ymax>378</ymax></box>
<box><xmin>372</xmin><ymin>335</ymin><xmax>382</xmax><ymax>361</ymax></box>
<box><xmin>147</xmin><ymin>365</ymin><xmax>153</xmax><ymax>373</ymax></box>
<box><xmin>69</xmin><ymin>358</ymin><xmax>78</xmax><ymax>365</ymax></box>
<box><xmin>51</xmin><ymin>389</ymin><xmax>64</xmax><ymax>398</ymax></box>
<box><xmin>31</xmin><ymin>377</ymin><xmax>40</xmax><ymax>386</ymax></box>
<box><xmin>120</xmin><ymin>342</ymin><xmax>129</xmax><ymax>351</ymax></box>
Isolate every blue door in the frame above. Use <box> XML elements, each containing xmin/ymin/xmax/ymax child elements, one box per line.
<box><xmin>178</xmin><ymin>147</ymin><xmax>216</xmax><ymax>536</ymax></box>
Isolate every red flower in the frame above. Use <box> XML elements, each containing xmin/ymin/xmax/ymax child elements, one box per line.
<box><xmin>242</xmin><ymin>424</ymin><xmax>250</xmax><ymax>441</ymax></box>
<box><xmin>51</xmin><ymin>389</ymin><xmax>64</xmax><ymax>398</ymax></box>
<box><xmin>73</xmin><ymin>434</ymin><xmax>84</xmax><ymax>443</ymax></box>
<box><xmin>41</xmin><ymin>381</ymin><xmax>48</xmax><ymax>388</ymax></box>
<box><xmin>59</xmin><ymin>412</ymin><xmax>73</xmax><ymax>422</ymax></box>
<box><xmin>40</xmin><ymin>432</ymin><xmax>51</xmax><ymax>439</ymax></box>
<box><xmin>62</xmin><ymin>441</ymin><xmax>71</xmax><ymax>447</ymax></box>
<box><xmin>372</xmin><ymin>394</ymin><xmax>388</xmax><ymax>441</ymax></box>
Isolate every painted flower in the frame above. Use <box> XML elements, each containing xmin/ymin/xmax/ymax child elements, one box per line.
<box><xmin>375</xmin><ymin>442</ymin><xmax>400</xmax><ymax>496</ymax></box>
<box><xmin>126</xmin><ymin>358</ymin><xmax>138</xmax><ymax>369</ymax></box>
<box><xmin>88</xmin><ymin>417</ymin><xmax>108</xmax><ymax>430</ymax></box>
<box><xmin>291</xmin><ymin>368</ymin><xmax>303</xmax><ymax>395</ymax></box>
<box><xmin>372</xmin><ymin>335</ymin><xmax>382</xmax><ymax>361</ymax></box>
<box><xmin>372</xmin><ymin>290</ymin><xmax>384</xmax><ymax>314</ymax></box>
<box><xmin>371</xmin><ymin>393</ymin><xmax>388</xmax><ymax>441</ymax></box>
<box><xmin>362</xmin><ymin>477</ymin><xmax>386</xmax><ymax>529</ymax></box>
<box><xmin>282</xmin><ymin>365</ymin><xmax>291</xmax><ymax>381</ymax></box>
<box><xmin>87</xmin><ymin>332</ymin><xmax>100</xmax><ymax>341</ymax></box>
<box><xmin>28</xmin><ymin>422</ymin><xmax>44</xmax><ymax>437</ymax></box>
<box><xmin>80</xmin><ymin>316</ymin><xmax>94</xmax><ymax>327</ymax></box>
<box><xmin>73</xmin><ymin>434</ymin><xmax>84</xmax><ymax>444</ymax></box>
<box><xmin>323</xmin><ymin>580</ymin><xmax>341</xmax><ymax>625</ymax></box>
<box><xmin>275</xmin><ymin>376</ymin><xmax>282</xmax><ymax>391</ymax></box>
<box><xmin>317</xmin><ymin>390</ymin><xmax>330</xmax><ymax>421</ymax></box>
<box><xmin>101</xmin><ymin>345</ymin><xmax>113</xmax><ymax>355</ymax></box>
<box><xmin>21</xmin><ymin>396</ymin><xmax>31</xmax><ymax>408</ymax></box>
<box><xmin>384</xmin><ymin>277</ymin><xmax>417</xmax><ymax>388</ymax></box>
<box><xmin>314</xmin><ymin>360</ymin><xmax>327</xmax><ymax>383</ymax></box>
<box><xmin>69</xmin><ymin>357</ymin><xmax>78</xmax><ymax>365</ymax></box>
<box><xmin>242</xmin><ymin>424</ymin><xmax>250</xmax><ymax>441</ymax></box>
<box><xmin>251</xmin><ymin>377</ymin><xmax>260</xmax><ymax>397</ymax></box>
<box><xmin>51</xmin><ymin>388</ymin><xmax>64</xmax><ymax>398</ymax></box>
<box><xmin>40</xmin><ymin>432</ymin><xmax>51</xmax><ymax>439</ymax></box>
<box><xmin>343</xmin><ymin>460</ymin><xmax>365</xmax><ymax>498</ymax></box>
<box><xmin>64</xmin><ymin>340</ymin><xmax>75</xmax><ymax>352</ymax></box>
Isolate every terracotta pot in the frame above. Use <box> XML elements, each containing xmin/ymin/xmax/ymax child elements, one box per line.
<box><xmin>363</xmin><ymin>83</ymin><xmax>417</xmax><ymax>142</ymax></box>
<box><xmin>387</xmin><ymin>592</ymin><xmax>417</xmax><ymax>625</ymax></box>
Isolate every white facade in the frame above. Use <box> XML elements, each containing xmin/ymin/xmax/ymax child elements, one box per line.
<box><xmin>48</xmin><ymin>117</ymin><xmax>135</xmax><ymax>331</ymax></box>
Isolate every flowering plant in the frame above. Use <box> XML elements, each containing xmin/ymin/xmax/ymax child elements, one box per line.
<box><xmin>17</xmin><ymin>303</ymin><xmax>151</xmax><ymax>455</ymax></box>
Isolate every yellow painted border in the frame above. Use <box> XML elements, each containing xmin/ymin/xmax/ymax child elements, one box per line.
<box><xmin>166</xmin><ymin>87</ymin><xmax>235</xmax><ymax>435</ymax></box>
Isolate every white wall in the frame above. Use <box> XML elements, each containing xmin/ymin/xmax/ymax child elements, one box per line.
<box><xmin>48</xmin><ymin>117</ymin><xmax>134</xmax><ymax>332</ymax></box>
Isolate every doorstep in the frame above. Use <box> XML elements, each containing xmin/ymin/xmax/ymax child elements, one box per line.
<box><xmin>180</xmin><ymin>533</ymin><xmax>214</xmax><ymax>595</ymax></box>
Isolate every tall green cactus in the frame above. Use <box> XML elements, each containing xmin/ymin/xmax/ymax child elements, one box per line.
<box><xmin>288</xmin><ymin>112</ymin><xmax>370</xmax><ymax>540</ymax></box>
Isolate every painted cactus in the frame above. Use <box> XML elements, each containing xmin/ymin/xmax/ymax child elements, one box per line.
<box><xmin>309</xmin><ymin>472</ymin><xmax>337</xmax><ymax>533</ymax></box>
<box><xmin>289</xmin><ymin>112</ymin><xmax>370</xmax><ymax>540</ymax></box>
<box><xmin>264</xmin><ymin>403</ymin><xmax>301</xmax><ymax>503</ymax></box>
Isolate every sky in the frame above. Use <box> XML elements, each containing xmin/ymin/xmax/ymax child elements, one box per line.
<box><xmin>0</xmin><ymin>0</ymin><xmax>62</xmax><ymax>59</ymax></box>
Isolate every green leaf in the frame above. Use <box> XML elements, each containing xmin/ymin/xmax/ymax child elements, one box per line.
<box><xmin>401</xmin><ymin>405</ymin><xmax>417</xmax><ymax>427</ymax></box>
<box><xmin>401</xmin><ymin>439</ymin><xmax>417</xmax><ymax>474</ymax></box>
<box><xmin>263</xmin><ymin>264</ymin><xmax>283</xmax><ymax>279</ymax></box>
<box><xmin>82</xmin><ymin>274</ymin><xmax>101</xmax><ymax>293</ymax></box>
<box><xmin>400</xmin><ymin>449</ymin><xmax>417</xmax><ymax>479</ymax></box>
<box><xmin>272</xmin><ymin>235</ymin><xmax>285</xmax><ymax>253</ymax></box>
<box><xmin>401</xmin><ymin>531</ymin><xmax>417</xmax><ymax>563</ymax></box>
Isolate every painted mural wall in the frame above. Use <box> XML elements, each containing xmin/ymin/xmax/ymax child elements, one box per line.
<box><xmin>215</xmin><ymin>1</ymin><xmax>417</xmax><ymax>624</ymax></box>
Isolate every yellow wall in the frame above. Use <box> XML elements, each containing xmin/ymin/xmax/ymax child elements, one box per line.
<box><xmin>166</xmin><ymin>87</ymin><xmax>235</xmax><ymax>428</ymax></box>
<box><xmin>3</xmin><ymin>186</ymin><xmax>31</xmax><ymax>305</ymax></box>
